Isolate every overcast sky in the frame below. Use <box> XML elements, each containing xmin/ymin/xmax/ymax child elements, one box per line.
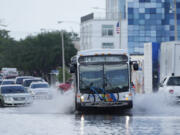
<box><xmin>0</xmin><ymin>0</ymin><xmax>105</xmax><ymax>40</ymax></box>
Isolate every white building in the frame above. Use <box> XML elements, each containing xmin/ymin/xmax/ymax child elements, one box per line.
<box><xmin>80</xmin><ymin>13</ymin><xmax>127</xmax><ymax>50</ymax></box>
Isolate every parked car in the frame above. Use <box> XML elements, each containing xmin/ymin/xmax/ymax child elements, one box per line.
<box><xmin>1</xmin><ymin>79</ymin><xmax>15</xmax><ymax>85</ymax></box>
<box><xmin>159</xmin><ymin>76</ymin><xmax>180</xmax><ymax>103</ymax></box>
<box><xmin>29</xmin><ymin>82</ymin><xmax>52</xmax><ymax>100</ymax></box>
<box><xmin>23</xmin><ymin>78</ymin><xmax>44</xmax><ymax>89</ymax></box>
<box><xmin>15</xmin><ymin>76</ymin><xmax>34</xmax><ymax>85</ymax></box>
<box><xmin>0</xmin><ymin>85</ymin><xmax>33</xmax><ymax>107</ymax></box>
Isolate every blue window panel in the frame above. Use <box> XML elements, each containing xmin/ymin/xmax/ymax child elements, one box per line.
<box><xmin>156</xmin><ymin>26</ymin><xmax>162</xmax><ymax>30</ymax></box>
<box><xmin>157</xmin><ymin>3</ymin><xmax>162</xmax><ymax>8</ymax></box>
<box><xmin>145</xmin><ymin>14</ymin><xmax>150</xmax><ymax>19</ymax></box>
<box><xmin>134</xmin><ymin>2</ymin><xmax>139</xmax><ymax>8</ymax></box>
<box><xmin>134</xmin><ymin>13</ymin><xmax>139</xmax><ymax>19</ymax></box>
<box><xmin>139</xmin><ymin>0</ymin><xmax>150</xmax><ymax>2</ymax></box>
<box><xmin>128</xmin><ymin>42</ymin><xmax>134</xmax><ymax>47</ymax></box>
<box><xmin>150</xmin><ymin>8</ymin><xmax>156</xmax><ymax>14</ymax></box>
<box><xmin>156</xmin><ymin>31</ymin><xmax>162</xmax><ymax>36</ymax></box>
<box><xmin>128</xmin><ymin>14</ymin><xmax>133</xmax><ymax>19</ymax></box>
<box><xmin>151</xmin><ymin>26</ymin><xmax>156</xmax><ymax>30</ymax></box>
<box><xmin>170</xmin><ymin>31</ymin><xmax>175</xmax><ymax>36</ymax></box>
<box><xmin>164</xmin><ymin>25</ymin><xmax>170</xmax><ymax>30</ymax></box>
<box><xmin>178</xmin><ymin>26</ymin><xmax>180</xmax><ymax>30</ymax></box>
<box><xmin>134</xmin><ymin>25</ymin><xmax>139</xmax><ymax>30</ymax></box>
<box><xmin>139</xmin><ymin>20</ymin><xmax>145</xmax><ymax>25</ymax></box>
<box><xmin>156</xmin><ymin>20</ymin><xmax>162</xmax><ymax>25</ymax></box>
<box><xmin>170</xmin><ymin>36</ymin><xmax>175</xmax><ymax>41</ymax></box>
<box><xmin>177</xmin><ymin>14</ymin><xmax>180</xmax><ymax>20</ymax></box>
<box><xmin>128</xmin><ymin>8</ymin><xmax>134</xmax><ymax>14</ymax></box>
<box><xmin>134</xmin><ymin>30</ymin><xmax>139</xmax><ymax>35</ymax></box>
<box><xmin>134</xmin><ymin>8</ymin><xmax>139</xmax><ymax>14</ymax></box>
<box><xmin>170</xmin><ymin>25</ymin><xmax>174</xmax><ymax>30</ymax></box>
<box><xmin>139</xmin><ymin>8</ymin><xmax>145</xmax><ymax>13</ymax></box>
<box><xmin>139</xmin><ymin>26</ymin><xmax>145</xmax><ymax>30</ymax></box>
<box><xmin>139</xmin><ymin>3</ymin><xmax>145</xmax><ymax>8</ymax></box>
<box><xmin>128</xmin><ymin>2</ymin><xmax>134</xmax><ymax>8</ymax></box>
<box><xmin>134</xmin><ymin>19</ymin><xmax>139</xmax><ymax>25</ymax></box>
<box><xmin>145</xmin><ymin>8</ymin><xmax>150</xmax><ymax>13</ymax></box>
<box><xmin>145</xmin><ymin>25</ymin><xmax>151</xmax><ymax>30</ymax></box>
<box><xmin>156</xmin><ymin>14</ymin><xmax>162</xmax><ymax>19</ymax></box>
<box><xmin>177</xmin><ymin>3</ymin><xmax>180</xmax><ymax>8</ymax></box>
<box><xmin>170</xmin><ymin>19</ymin><xmax>174</xmax><ymax>25</ymax></box>
<box><xmin>145</xmin><ymin>31</ymin><xmax>151</xmax><ymax>36</ymax></box>
<box><xmin>139</xmin><ymin>14</ymin><xmax>145</xmax><ymax>19</ymax></box>
<box><xmin>156</xmin><ymin>37</ymin><xmax>162</xmax><ymax>42</ymax></box>
<box><xmin>128</xmin><ymin>25</ymin><xmax>134</xmax><ymax>30</ymax></box>
<box><xmin>177</xmin><ymin>9</ymin><xmax>180</xmax><ymax>13</ymax></box>
<box><xmin>139</xmin><ymin>37</ymin><xmax>145</xmax><ymax>42</ymax></box>
<box><xmin>156</xmin><ymin>8</ymin><xmax>162</xmax><ymax>13</ymax></box>
<box><xmin>128</xmin><ymin>19</ymin><xmax>134</xmax><ymax>25</ymax></box>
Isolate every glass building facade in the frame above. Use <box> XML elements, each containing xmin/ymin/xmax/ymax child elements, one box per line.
<box><xmin>127</xmin><ymin>0</ymin><xmax>180</xmax><ymax>54</ymax></box>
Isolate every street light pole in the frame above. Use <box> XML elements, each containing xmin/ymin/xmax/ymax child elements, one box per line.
<box><xmin>58</xmin><ymin>20</ymin><xmax>80</xmax><ymax>83</ymax></box>
<box><xmin>61</xmin><ymin>31</ymin><xmax>65</xmax><ymax>83</ymax></box>
<box><xmin>58</xmin><ymin>21</ymin><xmax>66</xmax><ymax>83</ymax></box>
<box><xmin>174</xmin><ymin>0</ymin><xmax>178</xmax><ymax>41</ymax></box>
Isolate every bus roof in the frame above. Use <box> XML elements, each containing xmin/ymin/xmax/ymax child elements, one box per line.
<box><xmin>77</xmin><ymin>49</ymin><xmax>128</xmax><ymax>56</ymax></box>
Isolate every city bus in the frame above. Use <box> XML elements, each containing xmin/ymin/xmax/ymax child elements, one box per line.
<box><xmin>70</xmin><ymin>49</ymin><xmax>138</xmax><ymax>111</ymax></box>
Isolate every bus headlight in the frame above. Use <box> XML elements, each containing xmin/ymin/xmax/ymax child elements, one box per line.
<box><xmin>80</xmin><ymin>96</ymin><xmax>84</xmax><ymax>102</ymax></box>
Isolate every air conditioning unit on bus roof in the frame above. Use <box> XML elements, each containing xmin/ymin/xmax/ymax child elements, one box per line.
<box><xmin>77</xmin><ymin>49</ymin><xmax>128</xmax><ymax>56</ymax></box>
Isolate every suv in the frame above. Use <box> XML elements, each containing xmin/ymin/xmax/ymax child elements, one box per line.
<box><xmin>159</xmin><ymin>76</ymin><xmax>180</xmax><ymax>103</ymax></box>
<box><xmin>23</xmin><ymin>78</ymin><xmax>44</xmax><ymax>89</ymax></box>
<box><xmin>15</xmin><ymin>76</ymin><xmax>33</xmax><ymax>85</ymax></box>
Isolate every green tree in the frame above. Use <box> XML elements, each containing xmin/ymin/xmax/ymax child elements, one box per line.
<box><xmin>58</xmin><ymin>67</ymin><xmax>72</xmax><ymax>82</ymax></box>
<box><xmin>0</xmin><ymin>30</ymin><xmax>77</xmax><ymax>79</ymax></box>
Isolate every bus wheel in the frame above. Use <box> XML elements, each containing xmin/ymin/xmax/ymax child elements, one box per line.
<box><xmin>127</xmin><ymin>101</ymin><xmax>133</xmax><ymax>109</ymax></box>
<box><xmin>0</xmin><ymin>100</ymin><xmax>4</xmax><ymax>107</ymax></box>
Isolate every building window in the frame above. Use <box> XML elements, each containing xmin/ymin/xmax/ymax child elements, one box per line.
<box><xmin>102</xmin><ymin>25</ymin><xmax>114</xmax><ymax>37</ymax></box>
<box><xmin>102</xmin><ymin>43</ymin><xmax>114</xmax><ymax>49</ymax></box>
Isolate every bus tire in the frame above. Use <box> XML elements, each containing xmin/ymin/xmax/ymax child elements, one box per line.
<box><xmin>75</xmin><ymin>102</ymin><xmax>81</xmax><ymax>111</ymax></box>
<box><xmin>127</xmin><ymin>101</ymin><xmax>133</xmax><ymax>109</ymax></box>
<box><xmin>0</xmin><ymin>100</ymin><xmax>4</xmax><ymax>107</ymax></box>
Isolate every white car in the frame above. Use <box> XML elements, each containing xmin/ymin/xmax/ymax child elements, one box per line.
<box><xmin>1</xmin><ymin>79</ymin><xmax>15</xmax><ymax>85</ymax></box>
<box><xmin>29</xmin><ymin>82</ymin><xmax>52</xmax><ymax>100</ymax></box>
<box><xmin>159</xmin><ymin>76</ymin><xmax>180</xmax><ymax>103</ymax></box>
<box><xmin>0</xmin><ymin>85</ymin><xmax>33</xmax><ymax>107</ymax></box>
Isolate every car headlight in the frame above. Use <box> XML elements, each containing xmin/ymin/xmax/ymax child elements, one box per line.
<box><xmin>4</xmin><ymin>96</ymin><xmax>13</xmax><ymax>101</ymax></box>
<box><xmin>31</xmin><ymin>91</ymin><xmax>35</xmax><ymax>95</ymax></box>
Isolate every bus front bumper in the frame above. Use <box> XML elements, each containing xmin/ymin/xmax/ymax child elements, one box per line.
<box><xmin>77</xmin><ymin>101</ymin><xmax>133</xmax><ymax>111</ymax></box>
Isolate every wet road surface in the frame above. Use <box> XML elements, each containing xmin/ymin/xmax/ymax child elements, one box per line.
<box><xmin>0</xmin><ymin>91</ymin><xmax>180</xmax><ymax>135</ymax></box>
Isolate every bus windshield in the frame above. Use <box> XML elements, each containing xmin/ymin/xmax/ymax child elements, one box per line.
<box><xmin>79</xmin><ymin>63</ymin><xmax>129</xmax><ymax>93</ymax></box>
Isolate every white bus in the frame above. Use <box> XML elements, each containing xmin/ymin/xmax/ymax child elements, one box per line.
<box><xmin>70</xmin><ymin>49</ymin><xmax>138</xmax><ymax>111</ymax></box>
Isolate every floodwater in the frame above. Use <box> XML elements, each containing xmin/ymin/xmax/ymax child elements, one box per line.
<box><xmin>0</xmin><ymin>89</ymin><xmax>180</xmax><ymax>135</ymax></box>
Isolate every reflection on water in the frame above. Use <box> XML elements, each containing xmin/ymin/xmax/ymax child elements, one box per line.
<box><xmin>75</xmin><ymin>114</ymin><xmax>180</xmax><ymax>135</ymax></box>
<box><xmin>75</xmin><ymin>114</ymin><xmax>133</xmax><ymax>135</ymax></box>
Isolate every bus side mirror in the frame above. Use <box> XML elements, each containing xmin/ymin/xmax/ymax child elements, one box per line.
<box><xmin>133</xmin><ymin>63</ymin><xmax>139</xmax><ymax>71</ymax></box>
<box><xmin>70</xmin><ymin>65</ymin><xmax>76</xmax><ymax>73</ymax></box>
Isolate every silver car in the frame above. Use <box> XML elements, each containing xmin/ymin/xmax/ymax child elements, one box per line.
<box><xmin>0</xmin><ymin>85</ymin><xmax>33</xmax><ymax>107</ymax></box>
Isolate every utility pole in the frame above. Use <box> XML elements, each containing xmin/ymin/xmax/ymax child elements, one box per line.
<box><xmin>61</xmin><ymin>31</ymin><xmax>65</xmax><ymax>83</ymax></box>
<box><xmin>174</xmin><ymin>0</ymin><xmax>178</xmax><ymax>41</ymax></box>
<box><xmin>119</xmin><ymin>12</ymin><xmax>122</xmax><ymax>49</ymax></box>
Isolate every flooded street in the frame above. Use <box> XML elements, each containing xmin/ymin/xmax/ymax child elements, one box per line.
<box><xmin>1</xmin><ymin>90</ymin><xmax>180</xmax><ymax>135</ymax></box>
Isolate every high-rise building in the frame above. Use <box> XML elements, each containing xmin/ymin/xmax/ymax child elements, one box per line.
<box><xmin>106</xmin><ymin>0</ymin><xmax>180</xmax><ymax>54</ymax></box>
